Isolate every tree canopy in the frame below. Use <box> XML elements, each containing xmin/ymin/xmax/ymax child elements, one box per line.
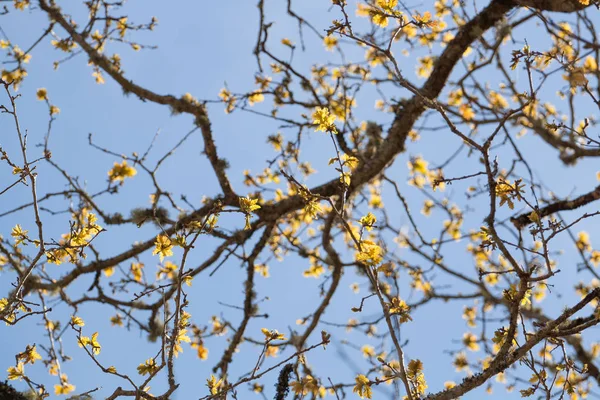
<box><xmin>1</xmin><ymin>0</ymin><xmax>600</xmax><ymax>399</ymax></box>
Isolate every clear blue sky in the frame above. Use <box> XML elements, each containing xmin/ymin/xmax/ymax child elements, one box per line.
<box><xmin>1</xmin><ymin>1</ymin><xmax>599</xmax><ymax>399</ymax></box>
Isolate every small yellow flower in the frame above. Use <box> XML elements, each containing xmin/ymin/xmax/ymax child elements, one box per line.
<box><xmin>16</xmin><ymin>345</ymin><xmax>42</xmax><ymax>365</ymax></box>
<box><xmin>248</xmin><ymin>91</ymin><xmax>264</xmax><ymax>105</ymax></box>
<box><xmin>417</xmin><ymin>56</ymin><xmax>434</xmax><ymax>78</ymax></box>
<box><xmin>206</xmin><ymin>375</ymin><xmax>224</xmax><ymax>395</ymax></box>
<box><xmin>48</xmin><ymin>361</ymin><xmax>59</xmax><ymax>376</ymax></box>
<box><xmin>261</xmin><ymin>328</ymin><xmax>286</xmax><ymax>341</ymax></box>
<box><xmin>108</xmin><ymin>160</ymin><xmax>137</xmax><ymax>182</ymax></box>
<box><xmin>54</xmin><ymin>384</ymin><xmax>75</xmax><ymax>395</ymax></box>
<box><xmin>290</xmin><ymin>375</ymin><xmax>319</xmax><ymax>396</ymax></box>
<box><xmin>563</xmin><ymin>67</ymin><xmax>588</xmax><ymax>88</ymax></box>
<box><xmin>7</xmin><ymin>363</ymin><xmax>25</xmax><ymax>380</ymax></box>
<box><xmin>413</xmin><ymin>11</ymin><xmax>438</xmax><ymax>28</ymax></box>
<box><xmin>110</xmin><ymin>314</ymin><xmax>124</xmax><ymax>326</ymax></box>
<box><xmin>173</xmin><ymin>329</ymin><xmax>191</xmax><ymax>357</ymax></box>
<box><xmin>156</xmin><ymin>260</ymin><xmax>178</xmax><ymax>280</ymax></box>
<box><xmin>252</xmin><ymin>383</ymin><xmax>264</xmax><ymax>393</ymax></box>
<box><xmin>406</xmin><ymin>359</ymin><xmax>428</xmax><ymax>395</ymax></box>
<box><xmin>153</xmin><ymin>235</ymin><xmax>174</xmax><ymax>261</ymax></box>
<box><xmin>239</xmin><ymin>196</ymin><xmax>261</xmax><ymax>213</ymax></box>
<box><xmin>11</xmin><ymin>224</ymin><xmax>28</xmax><ymax>246</ymax></box>
<box><xmin>79</xmin><ymin>332</ymin><xmax>101</xmax><ymax>355</ymax></box>
<box><xmin>591</xmin><ymin>250</ymin><xmax>600</xmax><ymax>267</ymax></box>
<box><xmin>194</xmin><ymin>344</ymin><xmax>209</xmax><ymax>360</ymax></box>
<box><xmin>254</xmin><ymin>264</ymin><xmax>270</xmax><ymax>278</ymax></box>
<box><xmin>576</xmin><ymin>231</ymin><xmax>591</xmax><ymax>252</ymax></box>
<box><xmin>462</xmin><ymin>332</ymin><xmax>480</xmax><ymax>351</ymax></box>
<box><xmin>355</xmin><ymin>240</ymin><xmax>383</xmax><ymax>266</ymax></box>
<box><xmin>323</xmin><ymin>35</ymin><xmax>338</xmax><ymax>51</ymax></box>
<box><xmin>92</xmin><ymin>70</ymin><xmax>105</xmax><ymax>84</ymax></box>
<box><xmin>303</xmin><ymin>264</ymin><xmax>325</xmax><ymax>278</ymax></box>
<box><xmin>408</xmin><ymin>156</ymin><xmax>428</xmax><ymax>175</ymax></box>
<box><xmin>239</xmin><ymin>196</ymin><xmax>261</xmax><ymax>230</ymax></box>
<box><xmin>312</xmin><ymin>107</ymin><xmax>337</xmax><ymax>133</ymax></box>
<box><xmin>361</xmin><ymin>345</ymin><xmax>375</xmax><ymax>358</ymax></box>
<box><xmin>265</xmin><ymin>345</ymin><xmax>278</xmax><ymax>357</ymax></box>
<box><xmin>453</xmin><ymin>352</ymin><xmax>469</xmax><ymax>372</ymax></box>
<box><xmin>218</xmin><ymin>88</ymin><xmax>237</xmax><ymax>113</ymax></box>
<box><xmin>462</xmin><ymin>306</ymin><xmax>476</xmax><ymax>327</ymax></box>
<box><xmin>489</xmin><ymin>91</ymin><xmax>508</xmax><ymax>109</ymax></box>
<box><xmin>387</xmin><ymin>297</ymin><xmax>412</xmax><ymax>323</ymax></box>
<box><xmin>421</xmin><ymin>199</ymin><xmax>434</xmax><ymax>216</ymax></box>
<box><xmin>51</xmin><ymin>38</ymin><xmax>77</xmax><ymax>52</ymax></box>
<box><xmin>339</xmin><ymin>171</ymin><xmax>351</xmax><ymax>186</ymax></box>
<box><xmin>353</xmin><ymin>374</ymin><xmax>372</xmax><ymax>399</ymax></box>
<box><xmin>117</xmin><ymin>17</ymin><xmax>128</xmax><ymax>38</ymax></box>
<box><xmin>131</xmin><ymin>262</ymin><xmax>144</xmax><ymax>282</ymax></box>
<box><xmin>54</xmin><ymin>374</ymin><xmax>75</xmax><ymax>395</ymax></box>
<box><xmin>137</xmin><ymin>358</ymin><xmax>158</xmax><ymax>375</ymax></box>
<box><xmin>36</xmin><ymin>88</ymin><xmax>48</xmax><ymax>101</ymax></box>
<box><xmin>303</xmin><ymin>199</ymin><xmax>322</xmax><ymax>220</ymax></box>
<box><xmin>359</xmin><ymin>212</ymin><xmax>377</xmax><ymax>231</ymax></box>
<box><xmin>12</xmin><ymin>45</ymin><xmax>31</xmax><ymax>63</ymax></box>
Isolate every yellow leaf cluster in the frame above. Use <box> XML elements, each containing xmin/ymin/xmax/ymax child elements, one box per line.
<box><xmin>313</xmin><ymin>107</ymin><xmax>337</xmax><ymax>134</ymax></box>
<box><xmin>355</xmin><ymin>240</ymin><xmax>383</xmax><ymax>266</ymax></box>
<box><xmin>353</xmin><ymin>374</ymin><xmax>372</xmax><ymax>399</ymax></box>
<box><xmin>108</xmin><ymin>160</ymin><xmax>137</xmax><ymax>183</ymax></box>
<box><xmin>152</xmin><ymin>234</ymin><xmax>174</xmax><ymax>261</ymax></box>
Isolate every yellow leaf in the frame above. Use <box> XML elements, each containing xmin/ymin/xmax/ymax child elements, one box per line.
<box><xmin>528</xmin><ymin>211</ymin><xmax>540</xmax><ymax>224</ymax></box>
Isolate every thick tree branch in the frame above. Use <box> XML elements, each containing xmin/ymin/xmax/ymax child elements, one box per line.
<box><xmin>512</xmin><ymin>185</ymin><xmax>600</xmax><ymax>229</ymax></box>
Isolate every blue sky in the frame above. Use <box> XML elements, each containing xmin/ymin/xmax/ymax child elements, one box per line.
<box><xmin>1</xmin><ymin>1</ymin><xmax>599</xmax><ymax>399</ymax></box>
